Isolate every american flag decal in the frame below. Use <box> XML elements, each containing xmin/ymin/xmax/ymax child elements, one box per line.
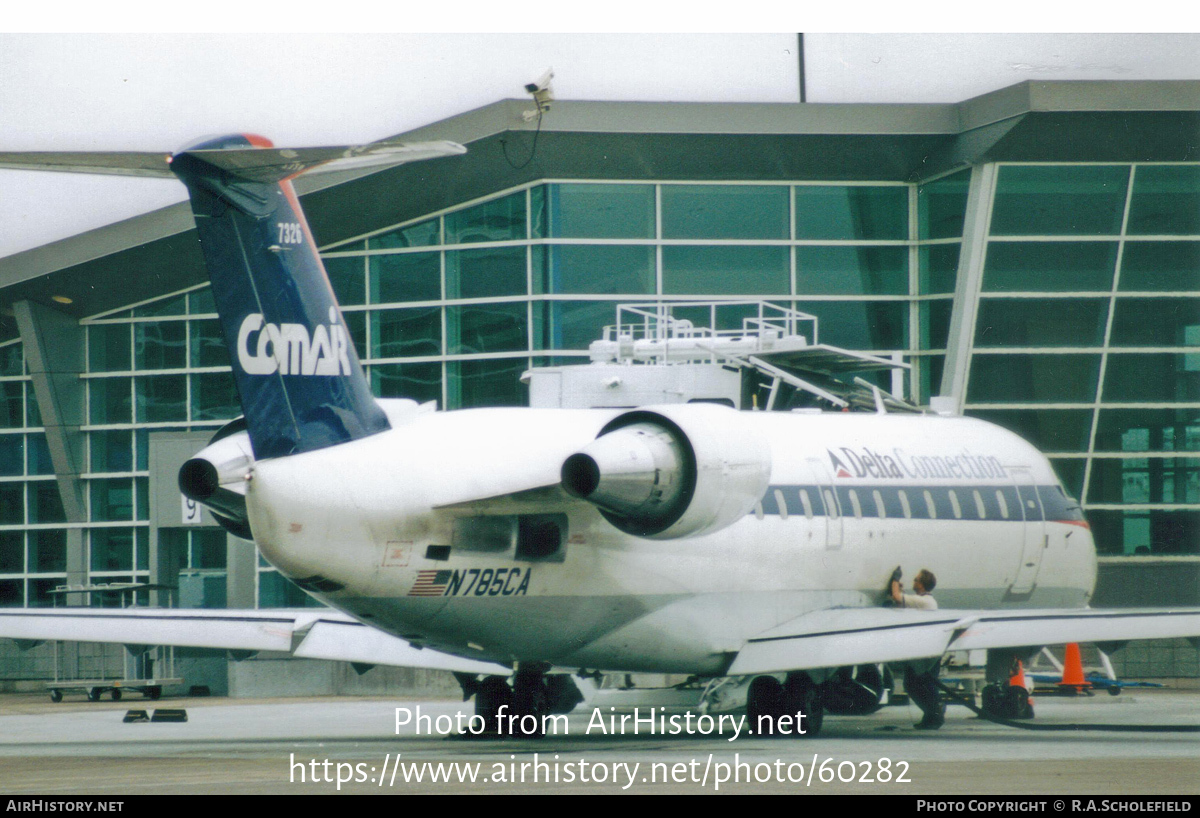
<box><xmin>409</xmin><ymin>570</ymin><xmax>452</xmax><ymax>597</ymax></box>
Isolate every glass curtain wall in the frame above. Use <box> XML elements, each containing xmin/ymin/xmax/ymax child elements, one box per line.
<box><xmin>0</xmin><ymin>341</ymin><xmax>68</xmax><ymax>608</ymax></box>
<box><xmin>964</xmin><ymin>163</ymin><xmax>1200</xmax><ymax>555</ymax></box>
<box><xmin>323</xmin><ymin>176</ymin><xmax>969</xmax><ymax>411</ymax></box>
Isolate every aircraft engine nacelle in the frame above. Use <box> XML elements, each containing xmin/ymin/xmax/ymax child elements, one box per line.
<box><xmin>178</xmin><ymin>419</ymin><xmax>255</xmax><ymax>540</ymax></box>
<box><xmin>561</xmin><ymin>404</ymin><xmax>771</xmax><ymax>538</ymax></box>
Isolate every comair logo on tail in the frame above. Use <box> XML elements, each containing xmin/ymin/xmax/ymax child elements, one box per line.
<box><xmin>237</xmin><ymin>306</ymin><xmax>353</xmax><ymax>377</ymax></box>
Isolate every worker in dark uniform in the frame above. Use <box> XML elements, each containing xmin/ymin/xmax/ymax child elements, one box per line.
<box><xmin>886</xmin><ymin>567</ymin><xmax>945</xmax><ymax>729</ymax></box>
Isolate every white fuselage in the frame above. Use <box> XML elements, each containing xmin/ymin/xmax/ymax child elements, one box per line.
<box><xmin>244</xmin><ymin>406</ymin><xmax>1097</xmax><ymax>675</ymax></box>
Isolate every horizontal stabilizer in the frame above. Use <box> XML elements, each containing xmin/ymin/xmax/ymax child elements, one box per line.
<box><xmin>0</xmin><ymin>140</ymin><xmax>466</xmax><ymax>181</ymax></box>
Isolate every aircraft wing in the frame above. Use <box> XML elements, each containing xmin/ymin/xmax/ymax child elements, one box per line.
<box><xmin>0</xmin><ymin>608</ymin><xmax>509</xmax><ymax>676</ymax></box>
<box><xmin>727</xmin><ymin>607</ymin><xmax>1200</xmax><ymax>676</ymax></box>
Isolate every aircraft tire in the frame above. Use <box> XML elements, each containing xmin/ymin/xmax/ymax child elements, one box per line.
<box><xmin>475</xmin><ymin>675</ymin><xmax>513</xmax><ymax>734</ymax></box>
<box><xmin>747</xmin><ymin>676</ymin><xmax>784</xmax><ymax>736</ymax></box>
<box><xmin>511</xmin><ymin>672</ymin><xmax>548</xmax><ymax>738</ymax></box>
<box><xmin>783</xmin><ymin>672</ymin><xmax>823</xmax><ymax>737</ymax></box>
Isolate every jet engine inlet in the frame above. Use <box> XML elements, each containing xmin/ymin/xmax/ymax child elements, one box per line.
<box><xmin>178</xmin><ymin>422</ymin><xmax>255</xmax><ymax>540</ymax></box>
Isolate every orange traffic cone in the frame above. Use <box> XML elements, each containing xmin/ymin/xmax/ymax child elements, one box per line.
<box><xmin>1009</xmin><ymin>660</ymin><xmax>1029</xmax><ymax>691</ymax></box>
<box><xmin>1008</xmin><ymin>660</ymin><xmax>1035</xmax><ymax>719</ymax></box>
<box><xmin>1058</xmin><ymin>643</ymin><xmax>1092</xmax><ymax>694</ymax></box>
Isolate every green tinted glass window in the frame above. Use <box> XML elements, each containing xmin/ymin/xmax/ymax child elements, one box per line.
<box><xmin>795</xmin><ymin>246</ymin><xmax>908</xmax><ymax>295</ymax></box>
<box><xmin>446</xmin><ymin>247</ymin><xmax>526</xmax><ymax>299</ymax></box>
<box><xmin>919</xmin><ymin>244</ymin><xmax>961</xmax><ymax>295</ymax></box>
<box><xmin>533</xmin><ymin>184</ymin><xmax>655</xmax><ymax>239</ymax></box>
<box><xmin>920</xmin><ymin>300</ymin><xmax>954</xmax><ymax>350</ymax></box>
<box><xmin>90</xmin><ymin>528</ymin><xmax>133</xmax><ymax>572</ymax></box>
<box><xmin>0</xmin><ymin>383</ymin><xmax>21</xmax><ymax>429</ymax></box>
<box><xmin>446</xmin><ymin>193</ymin><xmax>526</xmax><ymax>244</ymax></box>
<box><xmin>189</xmin><ymin>319</ymin><xmax>230</xmax><ymax>368</ymax></box>
<box><xmin>136</xmin><ymin>375</ymin><xmax>186</xmax><ymax>423</ymax></box>
<box><xmin>134</xmin><ymin>321</ymin><xmax>185</xmax><ymax>370</ymax></box>
<box><xmin>370</xmin><ymin>307</ymin><xmax>442</xmax><ymax>359</ymax></box>
<box><xmin>134</xmin><ymin>294</ymin><xmax>186</xmax><ymax>317</ymax></box>
<box><xmin>918</xmin><ymin>170</ymin><xmax>970</xmax><ymax>239</ymax></box>
<box><xmin>190</xmin><ymin>372</ymin><xmax>240</xmax><ymax>421</ymax></box>
<box><xmin>367</xmin><ymin>218</ymin><xmax>440</xmax><ymax>250</ymax></box>
<box><xmin>447</xmin><ymin>303</ymin><xmax>527</xmax><ymax>355</ymax></box>
<box><xmin>534</xmin><ymin>301</ymin><xmax>618</xmax><ymax>351</ymax></box>
<box><xmin>662</xmin><ymin>246</ymin><xmax>788</xmax><ymax>295</ymax></box>
<box><xmin>0</xmin><ymin>485</ymin><xmax>20</xmax><ymax>525</ymax></box>
<box><xmin>1110</xmin><ymin>298</ymin><xmax>1200</xmax><ymax>347</ymax></box>
<box><xmin>88</xmin><ymin>324</ymin><xmax>131</xmax><ymax>372</ymax></box>
<box><xmin>30</xmin><ymin>530</ymin><xmax>65</xmax><ymax>573</ymax></box>
<box><xmin>1088</xmin><ymin>509</ymin><xmax>1200</xmax><ymax>556</ymax></box>
<box><xmin>90</xmin><ymin>478</ymin><xmax>132</xmax><ymax>522</ymax></box>
<box><xmin>1127</xmin><ymin>166</ymin><xmax>1200</xmax><ymax>235</ymax></box>
<box><xmin>1095</xmin><ymin>408</ymin><xmax>1200</xmax><ymax>452</ymax></box>
<box><xmin>29</xmin><ymin>482</ymin><xmax>64</xmax><ymax>524</ymax></box>
<box><xmin>0</xmin><ymin>579</ymin><xmax>23</xmax><ymax>607</ymax></box>
<box><xmin>1103</xmin><ymin>353</ymin><xmax>1200</xmax><ymax>402</ymax></box>
<box><xmin>322</xmin><ymin>255</ymin><xmax>367</xmax><ymax>306</ymax></box>
<box><xmin>991</xmin><ymin>165</ymin><xmax>1129</xmax><ymax>236</ymax></box>
<box><xmin>90</xmin><ymin>430</ymin><xmax>132</xmax><ymax>473</ymax></box>
<box><xmin>448</xmin><ymin>359</ymin><xmax>528</xmax><ymax>409</ymax></box>
<box><xmin>188</xmin><ymin>288</ymin><xmax>216</xmax><ymax>315</ymax></box>
<box><xmin>0</xmin><ymin>435</ymin><xmax>22</xmax><ymax>476</ymax></box>
<box><xmin>1087</xmin><ymin>458</ymin><xmax>1200</xmax><ymax>505</ymax></box>
<box><xmin>533</xmin><ymin>245</ymin><xmax>655</xmax><ymax>295</ymax></box>
<box><xmin>670</xmin><ymin>303</ymin><xmax>778</xmax><ymax>334</ymax></box>
<box><xmin>795</xmin><ymin>186</ymin><xmax>907</xmax><ymax>240</ymax></box>
<box><xmin>968</xmin><ymin>354</ymin><xmax>1100</xmax><ymax>403</ymax></box>
<box><xmin>968</xmin><ymin>409</ymin><xmax>1093</xmax><ymax>452</ymax></box>
<box><xmin>27</xmin><ymin>434</ymin><xmax>52</xmax><ymax>475</ymax></box>
<box><xmin>974</xmin><ymin>298</ymin><xmax>1108</xmax><ymax>347</ymax></box>
<box><xmin>1119</xmin><ymin>242</ymin><xmax>1200</xmax><ymax>291</ymax></box>
<box><xmin>662</xmin><ymin>185</ymin><xmax>788</xmax><ymax>240</ymax></box>
<box><xmin>0</xmin><ymin>532</ymin><xmax>22</xmax><ymax>574</ymax></box>
<box><xmin>371</xmin><ymin>362</ymin><xmax>442</xmax><ymax>405</ymax></box>
<box><xmin>343</xmin><ymin>310</ymin><xmax>366</xmax><ymax>358</ymax></box>
<box><xmin>370</xmin><ymin>252</ymin><xmax>440</xmax><ymax>304</ymax></box>
<box><xmin>0</xmin><ymin>346</ymin><xmax>22</xmax><ymax>377</ymax></box>
<box><xmin>792</xmin><ymin>301</ymin><xmax>908</xmax><ymax>351</ymax></box>
<box><xmin>89</xmin><ymin>378</ymin><xmax>132</xmax><ymax>425</ymax></box>
<box><xmin>982</xmin><ymin>242</ymin><xmax>1118</xmax><ymax>292</ymax></box>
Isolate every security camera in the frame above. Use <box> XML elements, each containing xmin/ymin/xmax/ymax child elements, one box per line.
<box><xmin>523</xmin><ymin>69</ymin><xmax>554</xmax><ymax>121</ymax></box>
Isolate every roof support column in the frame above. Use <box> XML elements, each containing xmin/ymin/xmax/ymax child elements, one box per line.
<box><xmin>13</xmin><ymin>300</ymin><xmax>88</xmax><ymax>600</ymax></box>
<box><xmin>939</xmin><ymin>163</ymin><xmax>997</xmax><ymax>411</ymax></box>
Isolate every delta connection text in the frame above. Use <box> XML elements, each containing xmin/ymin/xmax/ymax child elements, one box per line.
<box><xmin>395</xmin><ymin>704</ymin><xmax>811</xmax><ymax>740</ymax></box>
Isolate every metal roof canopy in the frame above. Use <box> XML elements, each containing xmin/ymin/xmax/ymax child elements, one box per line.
<box><xmin>2</xmin><ymin>79</ymin><xmax>1199</xmax><ymax>321</ymax></box>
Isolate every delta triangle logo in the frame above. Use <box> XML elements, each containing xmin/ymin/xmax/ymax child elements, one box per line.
<box><xmin>827</xmin><ymin>449</ymin><xmax>853</xmax><ymax>479</ymax></box>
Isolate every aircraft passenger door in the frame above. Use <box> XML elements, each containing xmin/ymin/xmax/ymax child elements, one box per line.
<box><xmin>1010</xmin><ymin>467</ymin><xmax>1045</xmax><ymax>595</ymax></box>
<box><xmin>807</xmin><ymin>457</ymin><xmax>843</xmax><ymax>550</ymax></box>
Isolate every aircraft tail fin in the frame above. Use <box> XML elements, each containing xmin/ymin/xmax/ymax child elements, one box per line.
<box><xmin>166</xmin><ymin>133</ymin><xmax>462</xmax><ymax>459</ymax></box>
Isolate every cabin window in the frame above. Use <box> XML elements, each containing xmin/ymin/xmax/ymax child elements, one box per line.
<box><xmin>996</xmin><ymin>489</ymin><xmax>1010</xmax><ymax>519</ymax></box>
<box><xmin>774</xmin><ymin>489</ymin><xmax>788</xmax><ymax>521</ymax></box>
<box><xmin>848</xmin><ymin>489</ymin><xmax>863</xmax><ymax>519</ymax></box>
<box><xmin>974</xmin><ymin>489</ymin><xmax>987</xmax><ymax>518</ymax></box>
<box><xmin>872</xmin><ymin>489</ymin><xmax>886</xmax><ymax>518</ymax></box>
<box><xmin>898</xmin><ymin>490</ymin><xmax>912</xmax><ymax>519</ymax></box>
<box><xmin>798</xmin><ymin>489</ymin><xmax>814</xmax><ymax>519</ymax></box>
<box><xmin>923</xmin><ymin>490</ymin><xmax>937</xmax><ymax>519</ymax></box>
<box><xmin>949</xmin><ymin>490</ymin><xmax>963</xmax><ymax>519</ymax></box>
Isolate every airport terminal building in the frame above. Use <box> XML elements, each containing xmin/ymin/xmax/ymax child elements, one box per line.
<box><xmin>0</xmin><ymin>79</ymin><xmax>1197</xmax><ymax>688</ymax></box>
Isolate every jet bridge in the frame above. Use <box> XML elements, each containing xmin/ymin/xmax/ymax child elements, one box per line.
<box><xmin>525</xmin><ymin>301</ymin><xmax>920</xmax><ymax>413</ymax></box>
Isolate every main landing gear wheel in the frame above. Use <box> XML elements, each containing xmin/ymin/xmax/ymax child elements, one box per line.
<box><xmin>511</xmin><ymin>670</ymin><xmax>549</xmax><ymax>738</ymax></box>
<box><xmin>745</xmin><ymin>673</ymin><xmax>823</xmax><ymax>737</ymax></box>
<box><xmin>474</xmin><ymin>675</ymin><xmax>513</xmax><ymax>734</ymax></box>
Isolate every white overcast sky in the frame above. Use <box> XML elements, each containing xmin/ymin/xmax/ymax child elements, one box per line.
<box><xmin>2</xmin><ymin>15</ymin><xmax>1200</xmax><ymax>259</ymax></box>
